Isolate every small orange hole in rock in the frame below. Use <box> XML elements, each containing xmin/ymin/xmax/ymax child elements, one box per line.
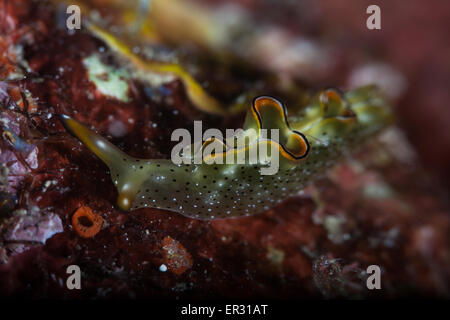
<box><xmin>72</xmin><ymin>206</ymin><xmax>103</xmax><ymax>238</ymax></box>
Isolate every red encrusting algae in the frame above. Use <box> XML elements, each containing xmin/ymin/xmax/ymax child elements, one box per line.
<box><xmin>162</xmin><ymin>236</ymin><xmax>193</xmax><ymax>275</ymax></box>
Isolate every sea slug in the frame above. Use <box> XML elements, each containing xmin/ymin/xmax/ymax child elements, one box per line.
<box><xmin>60</xmin><ymin>85</ymin><xmax>392</xmax><ymax>219</ymax></box>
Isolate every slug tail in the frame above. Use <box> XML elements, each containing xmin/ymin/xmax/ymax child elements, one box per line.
<box><xmin>59</xmin><ymin>114</ymin><xmax>130</xmax><ymax>167</ymax></box>
<box><xmin>59</xmin><ymin>114</ymin><xmax>142</xmax><ymax>211</ymax></box>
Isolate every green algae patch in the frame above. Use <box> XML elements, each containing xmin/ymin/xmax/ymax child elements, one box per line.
<box><xmin>363</xmin><ymin>181</ymin><xmax>394</xmax><ymax>199</ymax></box>
<box><xmin>83</xmin><ymin>55</ymin><xmax>131</xmax><ymax>102</ymax></box>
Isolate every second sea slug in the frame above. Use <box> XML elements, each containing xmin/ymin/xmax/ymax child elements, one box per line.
<box><xmin>60</xmin><ymin>85</ymin><xmax>393</xmax><ymax>219</ymax></box>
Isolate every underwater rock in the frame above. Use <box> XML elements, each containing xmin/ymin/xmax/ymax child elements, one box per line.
<box><xmin>3</xmin><ymin>207</ymin><xmax>63</xmax><ymax>244</ymax></box>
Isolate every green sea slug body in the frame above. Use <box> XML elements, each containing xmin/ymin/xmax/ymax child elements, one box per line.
<box><xmin>60</xmin><ymin>85</ymin><xmax>392</xmax><ymax>219</ymax></box>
